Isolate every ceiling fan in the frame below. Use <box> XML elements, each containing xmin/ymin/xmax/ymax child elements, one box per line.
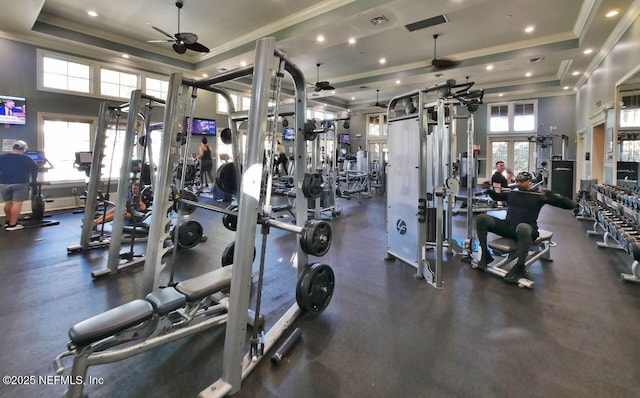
<box><xmin>373</xmin><ymin>89</ymin><xmax>388</xmax><ymax>108</ymax></box>
<box><xmin>429</xmin><ymin>34</ymin><xmax>458</xmax><ymax>70</ymax></box>
<box><xmin>148</xmin><ymin>0</ymin><xmax>209</xmax><ymax>54</ymax></box>
<box><xmin>313</xmin><ymin>63</ymin><xmax>335</xmax><ymax>92</ymax></box>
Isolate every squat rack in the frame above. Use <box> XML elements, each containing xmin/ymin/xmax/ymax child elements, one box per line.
<box><xmin>141</xmin><ymin>37</ymin><xmax>313</xmax><ymax>397</ymax></box>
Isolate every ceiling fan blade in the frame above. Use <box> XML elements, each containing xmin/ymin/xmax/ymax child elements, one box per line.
<box><xmin>173</xmin><ymin>43</ymin><xmax>187</xmax><ymax>54</ymax></box>
<box><xmin>432</xmin><ymin>58</ymin><xmax>459</xmax><ymax>70</ymax></box>
<box><xmin>152</xmin><ymin>25</ymin><xmax>175</xmax><ymax>40</ymax></box>
<box><xmin>147</xmin><ymin>39</ymin><xmax>174</xmax><ymax>43</ymax></box>
<box><xmin>184</xmin><ymin>41</ymin><xmax>210</xmax><ymax>53</ymax></box>
<box><xmin>175</xmin><ymin>32</ymin><xmax>198</xmax><ymax>45</ymax></box>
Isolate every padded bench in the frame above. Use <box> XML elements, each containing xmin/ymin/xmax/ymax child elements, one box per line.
<box><xmin>68</xmin><ymin>267</ymin><xmax>233</xmax><ymax>347</ymax></box>
<box><xmin>488</xmin><ymin>230</ymin><xmax>553</xmax><ymax>253</ymax></box>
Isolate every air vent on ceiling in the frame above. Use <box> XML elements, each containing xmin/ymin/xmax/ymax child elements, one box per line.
<box><xmin>529</xmin><ymin>57</ymin><xmax>544</xmax><ymax>63</ymax></box>
<box><xmin>405</xmin><ymin>14</ymin><xmax>449</xmax><ymax>32</ymax></box>
<box><xmin>369</xmin><ymin>15</ymin><xmax>390</xmax><ymax>26</ymax></box>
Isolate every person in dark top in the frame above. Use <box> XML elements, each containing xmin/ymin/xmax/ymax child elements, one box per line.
<box><xmin>491</xmin><ymin>161</ymin><xmax>513</xmax><ymax>206</ymax></box>
<box><xmin>196</xmin><ymin>136</ymin><xmax>214</xmax><ymax>191</ymax></box>
<box><xmin>274</xmin><ymin>141</ymin><xmax>288</xmax><ymax>176</ymax></box>
<box><xmin>0</xmin><ymin>141</ymin><xmax>39</xmax><ymax>231</ymax></box>
<box><xmin>475</xmin><ymin>171</ymin><xmax>575</xmax><ymax>283</ymax></box>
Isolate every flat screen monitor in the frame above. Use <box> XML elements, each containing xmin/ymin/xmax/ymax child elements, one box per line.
<box><xmin>186</xmin><ymin>117</ymin><xmax>216</xmax><ymax>135</ymax></box>
<box><xmin>338</xmin><ymin>133</ymin><xmax>350</xmax><ymax>144</ymax></box>
<box><xmin>0</xmin><ymin>95</ymin><xmax>26</xmax><ymax>125</ymax></box>
<box><xmin>283</xmin><ymin>127</ymin><xmax>295</xmax><ymax>141</ymax></box>
<box><xmin>24</xmin><ymin>151</ymin><xmax>46</xmax><ymax>166</ymax></box>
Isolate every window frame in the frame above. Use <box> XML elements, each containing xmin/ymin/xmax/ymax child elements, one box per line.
<box><xmin>488</xmin><ymin>100</ymin><xmax>538</xmax><ymax>134</ymax></box>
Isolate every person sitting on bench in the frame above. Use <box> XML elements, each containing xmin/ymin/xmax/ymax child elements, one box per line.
<box><xmin>94</xmin><ymin>180</ymin><xmax>147</xmax><ymax>226</ymax></box>
<box><xmin>475</xmin><ymin>171</ymin><xmax>575</xmax><ymax>283</ymax></box>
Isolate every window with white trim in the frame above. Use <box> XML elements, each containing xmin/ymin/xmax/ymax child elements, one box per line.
<box><xmin>488</xmin><ymin>100</ymin><xmax>537</xmax><ymax>133</ymax></box>
<box><xmin>620</xmin><ymin>94</ymin><xmax>640</xmax><ymax>128</ymax></box>
<box><xmin>367</xmin><ymin>114</ymin><xmax>387</xmax><ymax>137</ymax></box>
<box><xmin>42</xmin><ymin>56</ymin><xmax>91</xmax><ymax>94</ymax></box>
<box><xmin>145</xmin><ymin>77</ymin><xmax>169</xmax><ymax>100</ymax></box>
<box><xmin>217</xmin><ymin>94</ymin><xmax>239</xmax><ymax>113</ymax></box>
<box><xmin>42</xmin><ymin>119</ymin><xmax>92</xmax><ymax>182</ymax></box>
<box><xmin>101</xmin><ymin>68</ymin><xmax>138</xmax><ymax>99</ymax></box>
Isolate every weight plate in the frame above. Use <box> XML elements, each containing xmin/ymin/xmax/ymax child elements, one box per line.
<box><xmin>222</xmin><ymin>204</ymin><xmax>238</xmax><ymax>231</ymax></box>
<box><xmin>216</xmin><ymin>162</ymin><xmax>238</xmax><ymax>194</ymax></box>
<box><xmin>221</xmin><ymin>241</ymin><xmax>257</xmax><ymax>267</ymax></box>
<box><xmin>220</xmin><ymin>128</ymin><xmax>232</xmax><ymax>145</ymax></box>
<box><xmin>300</xmin><ymin>220</ymin><xmax>332</xmax><ymax>256</ymax></box>
<box><xmin>302</xmin><ymin>173</ymin><xmax>324</xmax><ymax>199</ymax></box>
<box><xmin>178</xmin><ymin>189</ymin><xmax>198</xmax><ymax>215</ymax></box>
<box><xmin>173</xmin><ymin>220</ymin><xmax>203</xmax><ymax>249</ymax></box>
<box><xmin>295</xmin><ymin>263</ymin><xmax>335</xmax><ymax>315</ymax></box>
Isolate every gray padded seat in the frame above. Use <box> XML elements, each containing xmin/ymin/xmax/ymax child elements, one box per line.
<box><xmin>146</xmin><ymin>287</ymin><xmax>187</xmax><ymax>316</ymax></box>
<box><xmin>175</xmin><ymin>267</ymin><xmax>233</xmax><ymax>302</ymax></box>
<box><xmin>69</xmin><ymin>299</ymin><xmax>153</xmax><ymax>347</ymax></box>
<box><xmin>488</xmin><ymin>229</ymin><xmax>553</xmax><ymax>253</ymax></box>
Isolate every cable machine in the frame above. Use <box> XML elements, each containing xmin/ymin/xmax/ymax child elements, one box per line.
<box><xmin>385</xmin><ymin>79</ymin><xmax>483</xmax><ymax>288</ymax></box>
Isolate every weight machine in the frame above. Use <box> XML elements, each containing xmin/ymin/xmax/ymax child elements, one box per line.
<box><xmin>385</xmin><ymin>79</ymin><xmax>483</xmax><ymax>288</ymax></box>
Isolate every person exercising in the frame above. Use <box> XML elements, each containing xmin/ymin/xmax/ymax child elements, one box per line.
<box><xmin>93</xmin><ymin>180</ymin><xmax>147</xmax><ymax>226</ymax></box>
<box><xmin>475</xmin><ymin>171</ymin><xmax>575</xmax><ymax>283</ymax></box>
<box><xmin>0</xmin><ymin>141</ymin><xmax>39</xmax><ymax>231</ymax></box>
<box><xmin>491</xmin><ymin>161</ymin><xmax>513</xmax><ymax>206</ymax></box>
<box><xmin>196</xmin><ymin>136</ymin><xmax>214</xmax><ymax>191</ymax></box>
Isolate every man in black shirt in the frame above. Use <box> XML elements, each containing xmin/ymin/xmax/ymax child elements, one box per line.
<box><xmin>475</xmin><ymin>171</ymin><xmax>575</xmax><ymax>282</ymax></box>
<box><xmin>491</xmin><ymin>161</ymin><xmax>509</xmax><ymax>189</ymax></box>
<box><xmin>0</xmin><ymin>141</ymin><xmax>39</xmax><ymax>231</ymax></box>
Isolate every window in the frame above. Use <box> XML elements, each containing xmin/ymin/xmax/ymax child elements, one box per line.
<box><xmin>104</xmin><ymin>124</ymin><xmax>128</xmax><ymax>180</ymax></box>
<box><xmin>101</xmin><ymin>68</ymin><xmax>138</xmax><ymax>99</ymax></box>
<box><xmin>217</xmin><ymin>93</ymin><xmax>239</xmax><ymax>113</ymax></box>
<box><xmin>42</xmin><ymin>119</ymin><xmax>92</xmax><ymax>182</ymax></box>
<box><xmin>488</xmin><ymin>101</ymin><xmax>537</xmax><ymax>133</ymax></box>
<box><xmin>42</xmin><ymin>56</ymin><xmax>91</xmax><ymax>94</ymax></box>
<box><xmin>621</xmin><ymin>94</ymin><xmax>640</xmax><ymax>128</ymax></box>
<box><xmin>490</xmin><ymin>105</ymin><xmax>508</xmax><ymax>132</ymax></box>
<box><xmin>367</xmin><ymin>114</ymin><xmax>387</xmax><ymax>137</ymax></box>
<box><xmin>145</xmin><ymin>77</ymin><xmax>169</xmax><ymax>100</ymax></box>
<box><xmin>620</xmin><ymin>140</ymin><xmax>640</xmax><ymax>162</ymax></box>
<box><xmin>488</xmin><ymin>137</ymin><xmax>533</xmax><ymax>179</ymax></box>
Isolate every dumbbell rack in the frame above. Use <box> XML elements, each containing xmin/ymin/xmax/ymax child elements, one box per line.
<box><xmin>578</xmin><ymin>184</ymin><xmax>640</xmax><ymax>283</ymax></box>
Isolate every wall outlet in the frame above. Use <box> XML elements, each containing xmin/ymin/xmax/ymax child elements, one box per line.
<box><xmin>71</xmin><ymin>188</ymin><xmax>77</xmax><ymax>194</ymax></box>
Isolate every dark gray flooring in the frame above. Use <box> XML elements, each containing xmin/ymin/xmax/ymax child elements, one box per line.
<box><xmin>0</xmin><ymin>193</ymin><xmax>639</xmax><ymax>398</ymax></box>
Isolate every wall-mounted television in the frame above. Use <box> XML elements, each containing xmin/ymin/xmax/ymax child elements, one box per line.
<box><xmin>338</xmin><ymin>133</ymin><xmax>351</xmax><ymax>144</ymax></box>
<box><xmin>0</xmin><ymin>95</ymin><xmax>26</xmax><ymax>125</ymax></box>
<box><xmin>283</xmin><ymin>127</ymin><xmax>295</xmax><ymax>141</ymax></box>
<box><xmin>186</xmin><ymin>117</ymin><xmax>216</xmax><ymax>135</ymax></box>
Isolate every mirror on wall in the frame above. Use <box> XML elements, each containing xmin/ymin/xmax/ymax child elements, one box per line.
<box><xmin>616</xmin><ymin>72</ymin><xmax>640</xmax><ymax>189</ymax></box>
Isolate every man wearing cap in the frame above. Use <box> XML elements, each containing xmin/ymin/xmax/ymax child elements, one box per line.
<box><xmin>0</xmin><ymin>141</ymin><xmax>39</xmax><ymax>231</ymax></box>
<box><xmin>474</xmin><ymin>171</ymin><xmax>575</xmax><ymax>282</ymax></box>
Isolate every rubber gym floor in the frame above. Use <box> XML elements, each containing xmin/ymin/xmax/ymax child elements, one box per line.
<box><xmin>0</xmin><ymin>192</ymin><xmax>639</xmax><ymax>398</ymax></box>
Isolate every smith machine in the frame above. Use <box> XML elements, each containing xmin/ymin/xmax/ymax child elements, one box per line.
<box><xmin>67</xmin><ymin>94</ymin><xmax>163</xmax><ymax>272</ymax></box>
<box><xmin>385</xmin><ymin>79</ymin><xmax>483</xmax><ymax>287</ymax></box>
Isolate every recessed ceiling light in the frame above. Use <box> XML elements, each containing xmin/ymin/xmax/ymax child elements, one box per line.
<box><xmin>498</xmin><ymin>93</ymin><xmax>504</xmax><ymax>97</ymax></box>
<box><xmin>395</xmin><ymin>79</ymin><xmax>401</xmax><ymax>84</ymax></box>
<box><xmin>379</xmin><ymin>57</ymin><xmax>386</xmax><ymax>65</ymax></box>
<box><xmin>351</xmin><ymin>96</ymin><xmax>355</xmax><ymax>100</ymax></box>
<box><xmin>606</xmin><ymin>10</ymin><xmax>619</xmax><ymax>18</ymax></box>
<box><xmin>525</xmin><ymin>72</ymin><xmax>532</xmax><ymax>77</ymax></box>
<box><xmin>486</xmin><ymin>65</ymin><xmax>494</xmax><ymax>71</ymax></box>
<box><xmin>122</xmin><ymin>54</ymin><xmax>129</xmax><ymax>59</ymax></box>
<box><xmin>87</xmin><ymin>10</ymin><xmax>98</xmax><ymax>17</ymax></box>
<box><xmin>240</xmin><ymin>61</ymin><xmax>247</xmax><ymax>67</ymax></box>
<box><xmin>583</xmin><ymin>48</ymin><xmax>593</xmax><ymax>55</ymax></box>
<box><xmin>572</xmin><ymin>71</ymin><xmax>580</xmax><ymax>76</ymax></box>
<box><xmin>202</xmin><ymin>73</ymin><xmax>208</xmax><ymax>78</ymax></box>
<box><xmin>524</xmin><ymin>25</ymin><xmax>535</xmax><ymax>33</ymax></box>
<box><xmin>317</xmin><ymin>35</ymin><xmax>325</xmax><ymax>43</ymax></box>
<box><xmin>348</xmin><ymin>38</ymin><xmax>356</xmax><ymax>45</ymax></box>
<box><xmin>563</xmin><ymin>86</ymin><xmax>570</xmax><ymax>90</ymax></box>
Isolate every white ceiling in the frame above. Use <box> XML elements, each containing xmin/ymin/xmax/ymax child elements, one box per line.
<box><xmin>0</xmin><ymin>0</ymin><xmax>638</xmax><ymax>112</ymax></box>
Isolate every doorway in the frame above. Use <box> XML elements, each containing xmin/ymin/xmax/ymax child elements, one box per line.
<box><xmin>576</xmin><ymin>130</ymin><xmax>586</xmax><ymax>191</ymax></box>
<box><xmin>591</xmin><ymin>124</ymin><xmax>605</xmax><ymax>183</ymax></box>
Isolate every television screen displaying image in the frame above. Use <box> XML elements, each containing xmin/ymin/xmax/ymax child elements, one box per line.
<box><xmin>0</xmin><ymin>95</ymin><xmax>26</xmax><ymax>125</ymax></box>
<box><xmin>339</xmin><ymin>133</ymin><xmax>350</xmax><ymax>144</ymax></box>
<box><xmin>283</xmin><ymin>127</ymin><xmax>295</xmax><ymax>141</ymax></box>
<box><xmin>187</xmin><ymin>117</ymin><xmax>216</xmax><ymax>135</ymax></box>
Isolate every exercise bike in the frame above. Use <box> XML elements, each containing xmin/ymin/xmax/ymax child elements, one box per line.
<box><xmin>20</xmin><ymin>151</ymin><xmax>59</xmax><ymax>228</ymax></box>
